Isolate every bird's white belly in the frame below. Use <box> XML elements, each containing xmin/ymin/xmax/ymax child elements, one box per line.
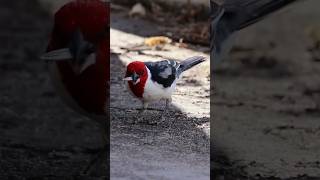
<box><xmin>142</xmin><ymin>68</ymin><xmax>176</xmax><ymax>102</ymax></box>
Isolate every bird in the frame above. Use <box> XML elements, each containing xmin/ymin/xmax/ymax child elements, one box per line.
<box><xmin>210</xmin><ymin>0</ymin><xmax>301</xmax><ymax>62</ymax></box>
<box><xmin>41</xmin><ymin>0</ymin><xmax>109</xmax><ymax>174</ymax></box>
<box><xmin>123</xmin><ymin>56</ymin><xmax>206</xmax><ymax>124</ymax></box>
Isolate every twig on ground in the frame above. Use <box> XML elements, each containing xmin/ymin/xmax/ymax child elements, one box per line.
<box><xmin>110</xmin><ymin>106</ymin><xmax>163</xmax><ymax>112</ymax></box>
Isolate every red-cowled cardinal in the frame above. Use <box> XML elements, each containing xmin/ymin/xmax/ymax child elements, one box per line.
<box><xmin>41</xmin><ymin>0</ymin><xmax>109</xmax><ymax>174</ymax></box>
<box><xmin>123</xmin><ymin>56</ymin><xmax>206</xmax><ymax>123</ymax></box>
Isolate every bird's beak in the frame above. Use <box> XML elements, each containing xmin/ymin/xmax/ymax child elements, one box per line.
<box><xmin>40</xmin><ymin>48</ymin><xmax>73</xmax><ymax>61</ymax></box>
<box><xmin>123</xmin><ymin>73</ymin><xmax>140</xmax><ymax>85</ymax></box>
<box><xmin>123</xmin><ymin>77</ymin><xmax>133</xmax><ymax>81</ymax></box>
<box><xmin>123</xmin><ymin>77</ymin><xmax>140</xmax><ymax>85</ymax></box>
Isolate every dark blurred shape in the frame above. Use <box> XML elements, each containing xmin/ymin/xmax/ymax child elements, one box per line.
<box><xmin>210</xmin><ymin>0</ymin><xmax>300</xmax><ymax>62</ymax></box>
<box><xmin>43</xmin><ymin>0</ymin><xmax>110</xmax><ymax>176</ymax></box>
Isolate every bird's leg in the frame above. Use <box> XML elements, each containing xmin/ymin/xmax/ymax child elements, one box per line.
<box><xmin>141</xmin><ymin>101</ymin><xmax>148</xmax><ymax>114</ymax></box>
<box><xmin>157</xmin><ymin>98</ymin><xmax>171</xmax><ymax>123</ymax></box>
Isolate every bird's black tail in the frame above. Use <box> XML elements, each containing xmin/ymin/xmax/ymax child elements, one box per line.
<box><xmin>178</xmin><ymin>56</ymin><xmax>206</xmax><ymax>75</ymax></box>
<box><xmin>210</xmin><ymin>0</ymin><xmax>300</xmax><ymax>61</ymax></box>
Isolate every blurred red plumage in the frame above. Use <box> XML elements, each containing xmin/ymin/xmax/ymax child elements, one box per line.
<box><xmin>42</xmin><ymin>0</ymin><xmax>109</xmax><ymax>174</ymax></box>
<box><xmin>45</xmin><ymin>0</ymin><xmax>109</xmax><ymax>117</ymax></box>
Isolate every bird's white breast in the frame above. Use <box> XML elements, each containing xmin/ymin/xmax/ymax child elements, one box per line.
<box><xmin>142</xmin><ymin>67</ymin><xmax>176</xmax><ymax>102</ymax></box>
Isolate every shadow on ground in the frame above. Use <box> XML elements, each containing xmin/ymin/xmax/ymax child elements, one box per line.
<box><xmin>212</xmin><ymin>0</ymin><xmax>320</xmax><ymax>179</ymax></box>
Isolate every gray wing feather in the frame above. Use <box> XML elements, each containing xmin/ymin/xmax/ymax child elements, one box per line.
<box><xmin>177</xmin><ymin>56</ymin><xmax>206</xmax><ymax>76</ymax></box>
<box><xmin>210</xmin><ymin>0</ymin><xmax>300</xmax><ymax>62</ymax></box>
<box><xmin>145</xmin><ymin>57</ymin><xmax>205</xmax><ymax>87</ymax></box>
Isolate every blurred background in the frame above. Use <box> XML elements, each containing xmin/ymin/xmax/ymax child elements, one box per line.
<box><xmin>110</xmin><ymin>0</ymin><xmax>210</xmax><ymax>179</ymax></box>
<box><xmin>212</xmin><ymin>0</ymin><xmax>320</xmax><ymax>179</ymax></box>
<box><xmin>0</xmin><ymin>0</ymin><xmax>107</xmax><ymax>178</ymax></box>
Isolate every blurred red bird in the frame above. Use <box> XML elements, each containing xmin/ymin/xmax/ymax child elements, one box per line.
<box><xmin>41</xmin><ymin>0</ymin><xmax>109</xmax><ymax>173</ymax></box>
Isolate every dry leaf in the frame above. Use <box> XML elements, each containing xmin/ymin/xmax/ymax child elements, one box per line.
<box><xmin>144</xmin><ymin>36</ymin><xmax>172</xmax><ymax>47</ymax></box>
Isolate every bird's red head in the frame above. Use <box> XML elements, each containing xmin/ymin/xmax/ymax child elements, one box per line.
<box><xmin>124</xmin><ymin>61</ymin><xmax>148</xmax><ymax>98</ymax></box>
<box><xmin>43</xmin><ymin>0</ymin><xmax>110</xmax><ymax>116</ymax></box>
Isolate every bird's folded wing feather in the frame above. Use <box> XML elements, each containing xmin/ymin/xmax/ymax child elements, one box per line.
<box><xmin>145</xmin><ymin>60</ymin><xmax>178</xmax><ymax>88</ymax></box>
<box><xmin>210</xmin><ymin>0</ymin><xmax>300</xmax><ymax>62</ymax></box>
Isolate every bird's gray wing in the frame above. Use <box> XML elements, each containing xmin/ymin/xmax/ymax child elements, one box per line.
<box><xmin>210</xmin><ymin>0</ymin><xmax>300</xmax><ymax>62</ymax></box>
<box><xmin>223</xmin><ymin>0</ymin><xmax>299</xmax><ymax>30</ymax></box>
<box><xmin>145</xmin><ymin>60</ymin><xmax>178</xmax><ymax>88</ymax></box>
